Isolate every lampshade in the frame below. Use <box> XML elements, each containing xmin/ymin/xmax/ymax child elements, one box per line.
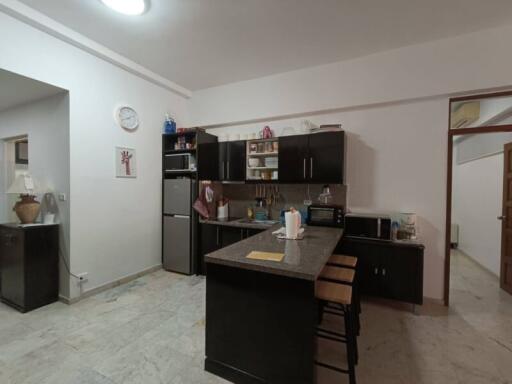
<box><xmin>6</xmin><ymin>174</ymin><xmax>43</xmax><ymax>195</ymax></box>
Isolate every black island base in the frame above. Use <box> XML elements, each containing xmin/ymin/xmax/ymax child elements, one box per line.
<box><xmin>204</xmin><ymin>225</ymin><xmax>344</xmax><ymax>384</ymax></box>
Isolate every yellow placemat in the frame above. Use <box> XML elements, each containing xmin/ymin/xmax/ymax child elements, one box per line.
<box><xmin>246</xmin><ymin>251</ymin><xmax>284</xmax><ymax>262</ymax></box>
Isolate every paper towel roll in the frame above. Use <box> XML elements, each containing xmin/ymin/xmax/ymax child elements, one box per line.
<box><xmin>285</xmin><ymin>210</ymin><xmax>301</xmax><ymax>239</ymax></box>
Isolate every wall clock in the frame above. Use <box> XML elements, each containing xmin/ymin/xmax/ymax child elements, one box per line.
<box><xmin>116</xmin><ymin>106</ymin><xmax>139</xmax><ymax>131</ymax></box>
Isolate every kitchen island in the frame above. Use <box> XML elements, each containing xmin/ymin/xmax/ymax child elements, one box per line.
<box><xmin>204</xmin><ymin>225</ymin><xmax>344</xmax><ymax>384</ymax></box>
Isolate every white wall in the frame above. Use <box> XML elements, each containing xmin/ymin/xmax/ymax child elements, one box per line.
<box><xmin>0</xmin><ymin>12</ymin><xmax>189</xmax><ymax>300</ymax></box>
<box><xmin>0</xmin><ymin>94</ymin><xmax>71</xmax><ymax>296</ymax></box>
<box><xmin>453</xmin><ymin>150</ymin><xmax>503</xmax><ymax>276</ymax></box>
<box><xmin>190</xmin><ymin>23</ymin><xmax>512</xmax><ymax>127</ymax></box>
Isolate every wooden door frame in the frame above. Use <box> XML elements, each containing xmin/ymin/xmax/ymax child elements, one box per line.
<box><xmin>444</xmin><ymin>90</ymin><xmax>512</xmax><ymax>306</ymax></box>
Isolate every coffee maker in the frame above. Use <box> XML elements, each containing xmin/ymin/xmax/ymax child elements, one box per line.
<box><xmin>400</xmin><ymin>213</ymin><xmax>418</xmax><ymax>240</ymax></box>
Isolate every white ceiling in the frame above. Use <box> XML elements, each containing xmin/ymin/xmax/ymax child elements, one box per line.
<box><xmin>16</xmin><ymin>0</ymin><xmax>512</xmax><ymax>91</ymax></box>
<box><xmin>0</xmin><ymin>69</ymin><xmax>65</xmax><ymax>112</ymax></box>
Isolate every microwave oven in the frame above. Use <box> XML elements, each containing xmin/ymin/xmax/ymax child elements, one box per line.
<box><xmin>307</xmin><ymin>205</ymin><xmax>344</xmax><ymax>227</ymax></box>
<box><xmin>344</xmin><ymin>213</ymin><xmax>391</xmax><ymax>241</ymax></box>
<box><xmin>164</xmin><ymin>153</ymin><xmax>196</xmax><ymax>172</ymax></box>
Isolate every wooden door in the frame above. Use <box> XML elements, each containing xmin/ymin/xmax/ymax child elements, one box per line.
<box><xmin>308</xmin><ymin>131</ymin><xmax>345</xmax><ymax>183</ymax></box>
<box><xmin>278</xmin><ymin>135</ymin><xmax>309</xmax><ymax>182</ymax></box>
<box><xmin>501</xmin><ymin>143</ymin><xmax>512</xmax><ymax>295</ymax></box>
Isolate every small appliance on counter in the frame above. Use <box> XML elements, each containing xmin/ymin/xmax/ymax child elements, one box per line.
<box><xmin>307</xmin><ymin>204</ymin><xmax>344</xmax><ymax>227</ymax></box>
<box><xmin>164</xmin><ymin>153</ymin><xmax>196</xmax><ymax>172</ymax></box>
<box><xmin>398</xmin><ymin>212</ymin><xmax>418</xmax><ymax>240</ymax></box>
<box><xmin>344</xmin><ymin>213</ymin><xmax>392</xmax><ymax>241</ymax></box>
<box><xmin>317</xmin><ymin>185</ymin><xmax>333</xmax><ymax>205</ymax></box>
<box><xmin>217</xmin><ymin>198</ymin><xmax>229</xmax><ymax>220</ymax></box>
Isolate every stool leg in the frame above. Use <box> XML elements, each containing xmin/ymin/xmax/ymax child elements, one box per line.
<box><xmin>317</xmin><ymin>300</ymin><xmax>325</xmax><ymax>324</ymax></box>
<box><xmin>351</xmin><ymin>304</ymin><xmax>359</xmax><ymax>365</ymax></box>
<box><xmin>355</xmin><ymin>285</ymin><xmax>361</xmax><ymax>336</ymax></box>
<box><xmin>344</xmin><ymin>305</ymin><xmax>357</xmax><ymax>384</ymax></box>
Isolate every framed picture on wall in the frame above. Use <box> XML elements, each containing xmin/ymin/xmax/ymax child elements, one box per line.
<box><xmin>115</xmin><ymin>147</ymin><xmax>137</xmax><ymax>178</ymax></box>
<box><xmin>15</xmin><ymin>141</ymin><xmax>28</xmax><ymax>165</ymax></box>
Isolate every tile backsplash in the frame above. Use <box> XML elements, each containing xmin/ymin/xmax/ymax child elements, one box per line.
<box><xmin>209</xmin><ymin>183</ymin><xmax>346</xmax><ymax>220</ymax></box>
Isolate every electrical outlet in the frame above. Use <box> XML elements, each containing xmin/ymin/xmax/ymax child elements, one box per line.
<box><xmin>58</xmin><ymin>193</ymin><xmax>67</xmax><ymax>202</ymax></box>
<box><xmin>77</xmin><ymin>272</ymin><xmax>88</xmax><ymax>285</ymax></box>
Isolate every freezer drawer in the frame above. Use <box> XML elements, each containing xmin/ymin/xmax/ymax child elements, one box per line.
<box><xmin>163</xmin><ymin>215</ymin><xmax>191</xmax><ymax>274</ymax></box>
<box><xmin>163</xmin><ymin>179</ymin><xmax>191</xmax><ymax>216</ymax></box>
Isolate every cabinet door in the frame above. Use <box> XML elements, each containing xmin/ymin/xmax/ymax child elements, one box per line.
<box><xmin>218</xmin><ymin>142</ymin><xmax>228</xmax><ymax>180</ymax></box>
<box><xmin>346</xmin><ymin>241</ymin><xmax>384</xmax><ymax>297</ymax></box>
<box><xmin>226</xmin><ymin>141</ymin><xmax>246</xmax><ymax>181</ymax></box>
<box><xmin>198</xmin><ymin>142</ymin><xmax>219</xmax><ymax>180</ymax></box>
<box><xmin>0</xmin><ymin>228</ymin><xmax>25</xmax><ymax>308</ymax></box>
<box><xmin>278</xmin><ymin>135</ymin><xmax>309</xmax><ymax>182</ymax></box>
<box><xmin>221</xmin><ymin>227</ymin><xmax>244</xmax><ymax>248</ymax></box>
<box><xmin>383</xmin><ymin>247</ymin><xmax>423</xmax><ymax>304</ymax></box>
<box><xmin>199</xmin><ymin>224</ymin><xmax>222</xmax><ymax>275</ymax></box>
<box><xmin>308</xmin><ymin>131</ymin><xmax>344</xmax><ymax>183</ymax></box>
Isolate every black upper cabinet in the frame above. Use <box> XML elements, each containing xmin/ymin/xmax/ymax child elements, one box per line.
<box><xmin>308</xmin><ymin>132</ymin><xmax>344</xmax><ymax>183</ymax></box>
<box><xmin>278</xmin><ymin>135</ymin><xmax>309</xmax><ymax>183</ymax></box>
<box><xmin>278</xmin><ymin>132</ymin><xmax>344</xmax><ymax>183</ymax></box>
<box><xmin>219</xmin><ymin>141</ymin><xmax>246</xmax><ymax>181</ymax></box>
<box><xmin>198</xmin><ymin>142</ymin><xmax>219</xmax><ymax>180</ymax></box>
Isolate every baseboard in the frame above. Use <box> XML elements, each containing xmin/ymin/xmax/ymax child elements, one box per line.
<box><xmin>422</xmin><ymin>296</ymin><xmax>444</xmax><ymax>306</ymax></box>
<box><xmin>457</xmin><ymin>250</ymin><xmax>499</xmax><ymax>278</ymax></box>
<box><xmin>59</xmin><ymin>264</ymin><xmax>162</xmax><ymax>305</ymax></box>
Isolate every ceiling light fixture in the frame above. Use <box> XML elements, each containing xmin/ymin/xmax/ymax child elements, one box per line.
<box><xmin>100</xmin><ymin>0</ymin><xmax>147</xmax><ymax>16</ymax></box>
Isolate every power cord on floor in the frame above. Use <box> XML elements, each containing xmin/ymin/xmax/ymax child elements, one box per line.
<box><xmin>58</xmin><ymin>242</ymin><xmax>80</xmax><ymax>280</ymax></box>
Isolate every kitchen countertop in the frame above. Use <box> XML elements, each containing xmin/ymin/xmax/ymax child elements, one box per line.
<box><xmin>205</xmin><ymin>225</ymin><xmax>344</xmax><ymax>281</ymax></box>
<box><xmin>199</xmin><ymin>217</ymin><xmax>277</xmax><ymax>230</ymax></box>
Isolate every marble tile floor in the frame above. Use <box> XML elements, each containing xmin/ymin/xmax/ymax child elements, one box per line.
<box><xmin>0</xmin><ymin>250</ymin><xmax>511</xmax><ymax>384</ymax></box>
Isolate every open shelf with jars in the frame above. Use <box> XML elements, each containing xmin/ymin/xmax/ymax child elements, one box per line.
<box><xmin>246</xmin><ymin>138</ymin><xmax>279</xmax><ymax>181</ymax></box>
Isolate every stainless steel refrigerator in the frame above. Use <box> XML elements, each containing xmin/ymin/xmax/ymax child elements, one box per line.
<box><xmin>163</xmin><ymin>178</ymin><xmax>197</xmax><ymax>274</ymax></box>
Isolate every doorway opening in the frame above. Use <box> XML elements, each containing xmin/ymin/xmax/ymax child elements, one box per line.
<box><xmin>1</xmin><ymin>136</ymin><xmax>29</xmax><ymax>223</ymax></box>
<box><xmin>445</xmin><ymin>91</ymin><xmax>512</xmax><ymax>306</ymax></box>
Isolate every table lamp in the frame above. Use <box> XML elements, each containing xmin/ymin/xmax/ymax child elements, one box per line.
<box><xmin>6</xmin><ymin>174</ymin><xmax>43</xmax><ymax>224</ymax></box>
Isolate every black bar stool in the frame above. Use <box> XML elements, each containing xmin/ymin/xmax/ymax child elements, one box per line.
<box><xmin>327</xmin><ymin>254</ymin><xmax>358</xmax><ymax>269</ymax></box>
<box><xmin>315</xmin><ymin>280</ymin><xmax>357</xmax><ymax>384</ymax></box>
<box><xmin>326</xmin><ymin>254</ymin><xmax>362</xmax><ymax>317</ymax></box>
<box><xmin>319</xmin><ymin>265</ymin><xmax>361</xmax><ymax>336</ymax></box>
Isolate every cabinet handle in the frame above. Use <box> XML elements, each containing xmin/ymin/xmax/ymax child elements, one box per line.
<box><xmin>240</xmin><ymin>229</ymin><xmax>244</xmax><ymax>240</ymax></box>
<box><xmin>216</xmin><ymin>227</ymin><xmax>220</xmax><ymax>246</ymax></box>
<box><xmin>374</xmin><ymin>267</ymin><xmax>379</xmax><ymax>275</ymax></box>
<box><xmin>303</xmin><ymin>158</ymin><xmax>307</xmax><ymax>179</ymax></box>
<box><xmin>227</xmin><ymin>161</ymin><xmax>230</xmax><ymax>179</ymax></box>
<box><xmin>310</xmin><ymin>157</ymin><xmax>313</xmax><ymax>179</ymax></box>
<box><xmin>382</xmin><ymin>268</ymin><xmax>386</xmax><ymax>276</ymax></box>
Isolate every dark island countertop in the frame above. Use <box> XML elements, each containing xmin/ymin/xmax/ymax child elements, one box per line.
<box><xmin>199</xmin><ymin>217</ymin><xmax>278</xmax><ymax>230</ymax></box>
<box><xmin>205</xmin><ymin>225</ymin><xmax>343</xmax><ymax>281</ymax></box>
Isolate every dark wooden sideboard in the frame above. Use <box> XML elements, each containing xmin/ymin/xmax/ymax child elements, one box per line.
<box><xmin>0</xmin><ymin>223</ymin><xmax>59</xmax><ymax>312</ymax></box>
<box><xmin>337</xmin><ymin>236</ymin><xmax>424</xmax><ymax>305</ymax></box>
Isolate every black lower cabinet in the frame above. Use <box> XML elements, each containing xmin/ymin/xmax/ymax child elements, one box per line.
<box><xmin>0</xmin><ymin>224</ymin><xmax>59</xmax><ymax>313</ymax></box>
<box><xmin>221</xmin><ymin>227</ymin><xmax>242</xmax><ymax>248</ymax></box>
<box><xmin>199</xmin><ymin>224</ymin><xmax>264</xmax><ymax>275</ymax></box>
<box><xmin>337</xmin><ymin>236</ymin><xmax>424</xmax><ymax>305</ymax></box>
